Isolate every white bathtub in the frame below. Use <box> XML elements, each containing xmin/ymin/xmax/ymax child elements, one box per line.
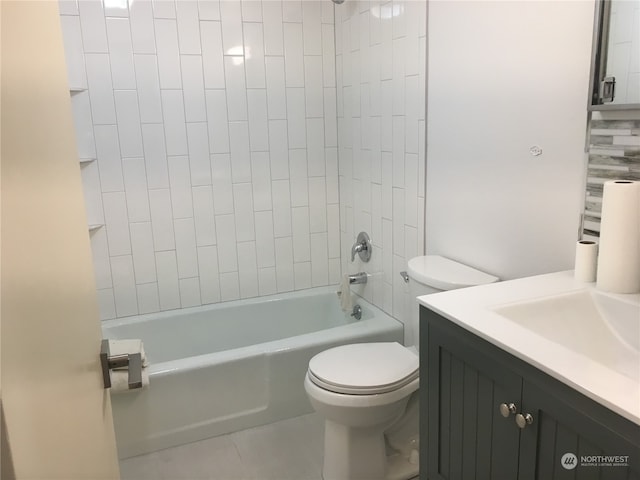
<box><xmin>102</xmin><ymin>287</ymin><xmax>403</xmax><ymax>459</ymax></box>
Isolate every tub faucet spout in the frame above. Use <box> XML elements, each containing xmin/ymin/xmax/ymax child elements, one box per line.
<box><xmin>348</xmin><ymin>272</ymin><xmax>368</xmax><ymax>285</ymax></box>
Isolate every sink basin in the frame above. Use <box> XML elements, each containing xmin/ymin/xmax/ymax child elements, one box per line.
<box><xmin>492</xmin><ymin>290</ymin><xmax>640</xmax><ymax>381</ymax></box>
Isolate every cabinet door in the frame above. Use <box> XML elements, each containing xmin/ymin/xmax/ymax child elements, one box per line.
<box><xmin>518</xmin><ymin>380</ymin><xmax>640</xmax><ymax>480</ymax></box>
<box><xmin>425</xmin><ymin>313</ymin><xmax>523</xmax><ymax>480</ymax></box>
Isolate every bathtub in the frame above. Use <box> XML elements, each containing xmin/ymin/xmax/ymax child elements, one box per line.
<box><xmin>102</xmin><ymin>286</ymin><xmax>403</xmax><ymax>459</ymax></box>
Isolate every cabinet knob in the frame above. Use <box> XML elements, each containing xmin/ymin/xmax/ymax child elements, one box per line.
<box><xmin>499</xmin><ymin>403</ymin><xmax>517</xmax><ymax>417</ymax></box>
<box><xmin>515</xmin><ymin>413</ymin><xmax>534</xmax><ymax>428</ymax></box>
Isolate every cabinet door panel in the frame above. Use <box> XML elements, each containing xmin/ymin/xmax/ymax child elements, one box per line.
<box><xmin>577</xmin><ymin>438</ymin><xmax>610</xmax><ymax>480</ymax></box>
<box><xmin>533</xmin><ymin>413</ymin><xmax>603</xmax><ymax>480</ymax></box>
<box><xmin>489</xmin><ymin>373</ymin><xmax>522</xmax><ymax>480</ymax></box>
<box><xmin>426</xmin><ymin>317</ymin><xmax>522</xmax><ymax>480</ymax></box>
<box><xmin>551</xmin><ymin>422</ymin><xmax>579</xmax><ymax>480</ymax></box>
<box><xmin>449</xmin><ymin>355</ymin><xmax>465</xmax><ymax>479</ymax></box>
<box><xmin>474</xmin><ymin>372</ymin><xmax>494</xmax><ymax>479</ymax></box>
<box><xmin>439</xmin><ymin>350</ymin><xmax>452</xmax><ymax>478</ymax></box>
<box><xmin>519</xmin><ymin>381</ymin><xmax>640</xmax><ymax>480</ymax></box>
<box><xmin>461</xmin><ymin>365</ymin><xmax>480</xmax><ymax>479</ymax></box>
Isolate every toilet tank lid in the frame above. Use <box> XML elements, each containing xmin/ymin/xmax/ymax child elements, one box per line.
<box><xmin>407</xmin><ymin>255</ymin><xmax>499</xmax><ymax>291</ymax></box>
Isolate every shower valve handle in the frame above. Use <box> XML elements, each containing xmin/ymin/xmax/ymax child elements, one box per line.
<box><xmin>351</xmin><ymin>232</ymin><xmax>372</xmax><ymax>262</ymax></box>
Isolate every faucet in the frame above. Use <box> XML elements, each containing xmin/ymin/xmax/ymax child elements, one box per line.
<box><xmin>348</xmin><ymin>272</ymin><xmax>368</xmax><ymax>285</ymax></box>
<box><xmin>351</xmin><ymin>232</ymin><xmax>372</xmax><ymax>262</ymax></box>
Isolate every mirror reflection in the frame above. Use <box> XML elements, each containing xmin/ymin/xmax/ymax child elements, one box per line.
<box><xmin>591</xmin><ymin>0</ymin><xmax>640</xmax><ymax>108</ymax></box>
<box><xmin>606</xmin><ymin>0</ymin><xmax>640</xmax><ymax>104</ymax></box>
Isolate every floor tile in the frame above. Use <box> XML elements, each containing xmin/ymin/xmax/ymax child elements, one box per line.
<box><xmin>155</xmin><ymin>435</ymin><xmax>244</xmax><ymax>480</ymax></box>
<box><xmin>119</xmin><ymin>412</ymin><xmax>417</xmax><ymax>480</ymax></box>
<box><xmin>119</xmin><ymin>413</ymin><xmax>323</xmax><ymax>480</ymax></box>
<box><xmin>231</xmin><ymin>414</ymin><xmax>324</xmax><ymax>480</ymax></box>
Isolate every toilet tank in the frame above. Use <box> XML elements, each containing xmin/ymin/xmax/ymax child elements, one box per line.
<box><xmin>406</xmin><ymin>255</ymin><xmax>499</xmax><ymax>349</ymax></box>
<box><xmin>407</xmin><ymin>255</ymin><xmax>499</xmax><ymax>296</ymax></box>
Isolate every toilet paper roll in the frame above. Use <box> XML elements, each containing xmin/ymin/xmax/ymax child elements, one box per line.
<box><xmin>574</xmin><ymin>240</ymin><xmax>598</xmax><ymax>283</ymax></box>
<box><xmin>596</xmin><ymin>180</ymin><xmax>640</xmax><ymax>293</ymax></box>
<box><xmin>110</xmin><ymin>368</ymin><xmax>149</xmax><ymax>394</ymax></box>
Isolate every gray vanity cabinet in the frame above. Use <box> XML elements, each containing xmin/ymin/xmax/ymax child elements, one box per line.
<box><xmin>420</xmin><ymin>306</ymin><xmax>640</xmax><ymax>480</ymax></box>
<box><xmin>517</xmin><ymin>381</ymin><xmax>640</xmax><ymax>480</ymax></box>
<box><xmin>423</xmin><ymin>308</ymin><xmax>523</xmax><ymax>479</ymax></box>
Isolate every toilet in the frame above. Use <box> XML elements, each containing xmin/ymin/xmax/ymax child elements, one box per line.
<box><xmin>304</xmin><ymin>255</ymin><xmax>499</xmax><ymax>480</ymax></box>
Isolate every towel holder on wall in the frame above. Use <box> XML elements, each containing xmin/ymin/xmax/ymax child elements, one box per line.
<box><xmin>100</xmin><ymin>339</ymin><xmax>143</xmax><ymax>390</ymax></box>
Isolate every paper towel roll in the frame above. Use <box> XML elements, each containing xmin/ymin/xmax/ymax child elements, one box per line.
<box><xmin>596</xmin><ymin>180</ymin><xmax>640</xmax><ymax>293</ymax></box>
<box><xmin>574</xmin><ymin>240</ymin><xmax>598</xmax><ymax>282</ymax></box>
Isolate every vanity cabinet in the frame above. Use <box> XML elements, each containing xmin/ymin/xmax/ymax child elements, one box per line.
<box><xmin>420</xmin><ymin>306</ymin><xmax>640</xmax><ymax>480</ymax></box>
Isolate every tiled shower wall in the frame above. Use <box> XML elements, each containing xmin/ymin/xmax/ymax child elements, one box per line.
<box><xmin>335</xmin><ymin>1</ymin><xmax>426</xmax><ymax>341</ymax></box>
<box><xmin>583</xmin><ymin>118</ymin><xmax>640</xmax><ymax>240</ymax></box>
<box><xmin>59</xmin><ymin>0</ymin><xmax>340</xmax><ymax>319</ymax></box>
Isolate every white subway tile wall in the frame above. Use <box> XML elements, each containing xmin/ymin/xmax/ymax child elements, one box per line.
<box><xmin>335</xmin><ymin>0</ymin><xmax>426</xmax><ymax>342</ymax></box>
<box><xmin>61</xmin><ymin>0</ymin><xmax>340</xmax><ymax>320</ymax></box>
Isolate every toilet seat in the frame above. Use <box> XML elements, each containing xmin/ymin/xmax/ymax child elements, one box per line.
<box><xmin>308</xmin><ymin>342</ymin><xmax>419</xmax><ymax>395</ymax></box>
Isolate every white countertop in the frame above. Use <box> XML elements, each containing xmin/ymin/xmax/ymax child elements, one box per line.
<box><xmin>418</xmin><ymin>270</ymin><xmax>640</xmax><ymax>425</ymax></box>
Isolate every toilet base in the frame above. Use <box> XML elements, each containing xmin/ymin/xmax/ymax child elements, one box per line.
<box><xmin>321</xmin><ymin>420</ymin><xmax>419</xmax><ymax>480</ymax></box>
<box><xmin>385</xmin><ymin>450</ymin><xmax>419</xmax><ymax>480</ymax></box>
<box><xmin>322</xmin><ymin>420</ymin><xmax>386</xmax><ymax>480</ymax></box>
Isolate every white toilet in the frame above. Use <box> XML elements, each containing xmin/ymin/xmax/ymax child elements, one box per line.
<box><xmin>304</xmin><ymin>255</ymin><xmax>499</xmax><ymax>480</ymax></box>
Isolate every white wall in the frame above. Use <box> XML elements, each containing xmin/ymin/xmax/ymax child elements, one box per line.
<box><xmin>59</xmin><ymin>0</ymin><xmax>340</xmax><ymax>319</ymax></box>
<box><xmin>335</xmin><ymin>0</ymin><xmax>427</xmax><ymax>343</ymax></box>
<box><xmin>426</xmin><ymin>0</ymin><xmax>594</xmax><ymax>281</ymax></box>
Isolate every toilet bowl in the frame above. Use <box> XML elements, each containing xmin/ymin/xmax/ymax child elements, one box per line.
<box><xmin>304</xmin><ymin>342</ymin><xmax>419</xmax><ymax>480</ymax></box>
<box><xmin>305</xmin><ymin>255</ymin><xmax>499</xmax><ymax>480</ymax></box>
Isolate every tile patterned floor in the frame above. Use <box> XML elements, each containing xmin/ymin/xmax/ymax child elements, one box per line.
<box><xmin>120</xmin><ymin>413</ymin><xmax>419</xmax><ymax>480</ymax></box>
<box><xmin>119</xmin><ymin>413</ymin><xmax>325</xmax><ymax>480</ymax></box>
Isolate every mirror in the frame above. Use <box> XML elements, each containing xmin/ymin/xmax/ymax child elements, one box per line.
<box><xmin>588</xmin><ymin>0</ymin><xmax>640</xmax><ymax>110</ymax></box>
